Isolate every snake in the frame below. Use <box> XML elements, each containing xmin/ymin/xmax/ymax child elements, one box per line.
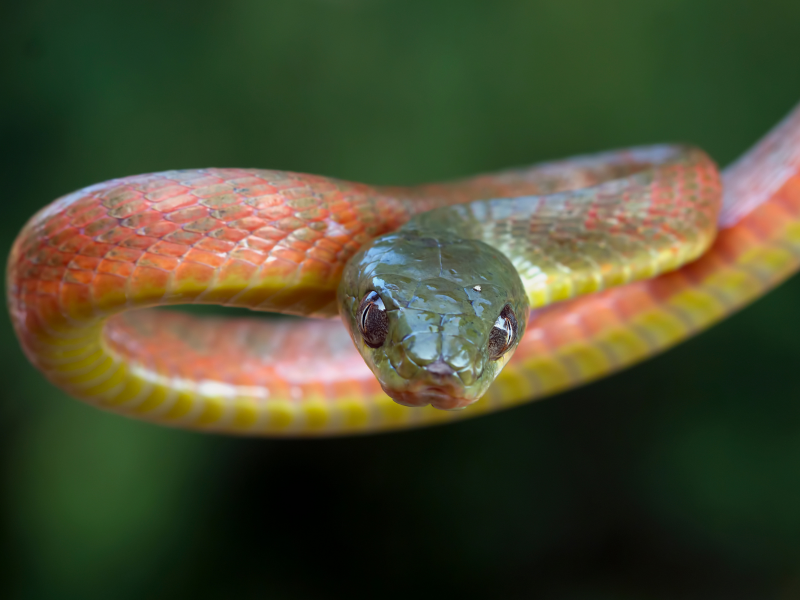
<box><xmin>7</xmin><ymin>102</ymin><xmax>800</xmax><ymax>436</ymax></box>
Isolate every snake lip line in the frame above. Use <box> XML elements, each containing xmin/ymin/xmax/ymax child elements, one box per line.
<box><xmin>388</xmin><ymin>387</ymin><xmax>470</xmax><ymax>411</ymax></box>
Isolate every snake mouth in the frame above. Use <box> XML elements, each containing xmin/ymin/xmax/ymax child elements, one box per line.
<box><xmin>384</xmin><ymin>386</ymin><xmax>473</xmax><ymax>411</ymax></box>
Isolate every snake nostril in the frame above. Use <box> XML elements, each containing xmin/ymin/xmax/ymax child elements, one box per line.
<box><xmin>427</xmin><ymin>359</ymin><xmax>455</xmax><ymax>377</ymax></box>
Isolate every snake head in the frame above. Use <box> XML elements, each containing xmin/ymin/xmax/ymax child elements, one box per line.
<box><xmin>338</xmin><ymin>230</ymin><xmax>529</xmax><ymax>410</ymax></box>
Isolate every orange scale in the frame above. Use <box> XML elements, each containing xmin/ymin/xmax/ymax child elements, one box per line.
<box><xmin>97</xmin><ymin>259</ymin><xmax>135</xmax><ymax>278</ymax></box>
<box><xmin>36</xmin><ymin>280</ymin><xmax>60</xmax><ymax>297</ymax></box>
<box><xmin>517</xmin><ymin>325</ymin><xmax>560</xmax><ymax>356</ymax></box>
<box><xmin>258</xmin><ymin>256</ymin><xmax>300</xmax><ymax>280</ymax></box>
<box><xmin>744</xmin><ymin>200</ymin><xmax>794</xmax><ymax>241</ymax></box>
<box><xmin>120</xmin><ymin>235</ymin><xmax>159</xmax><ymax>251</ymax></box>
<box><xmin>262</xmin><ymin>377</ymin><xmax>291</xmax><ymax>400</ymax></box>
<box><xmin>49</xmin><ymin>227</ymin><xmax>80</xmax><ymax>247</ymax></box>
<box><xmin>108</xmin><ymin>198</ymin><xmax>149</xmax><ymax>219</ymax></box>
<box><xmin>210</xmin><ymin>205</ymin><xmax>253</xmax><ymax>222</ymax></box>
<box><xmin>210</xmin><ymin>228</ymin><xmax>249</xmax><ymax>243</ymax></box>
<box><xmin>257</xmin><ymin>205</ymin><xmax>294</xmax><ymax>220</ymax></box>
<box><xmin>45</xmin><ymin>250</ymin><xmax>73</xmax><ymax>268</ymax></box>
<box><xmin>326</xmin><ymin>200</ymin><xmax>352</xmax><ymax>214</ymax></box>
<box><xmin>71</xmin><ymin>206</ymin><xmax>107</xmax><ymax>228</ymax></box>
<box><xmin>64</xmin><ymin>194</ymin><xmax>98</xmax><ymax>214</ymax></box>
<box><xmin>540</xmin><ymin>314</ymin><xmax>589</xmax><ymax>349</ymax></box>
<box><xmin>272</xmin><ymin>184</ymin><xmax>303</xmax><ymax>194</ymax></box>
<box><xmin>302</xmin><ymin>381</ymin><xmax>328</xmax><ymax>402</ymax></box>
<box><xmin>40</xmin><ymin>266</ymin><xmax>66</xmax><ymax>281</ymax></box>
<box><xmin>92</xmin><ymin>273</ymin><xmax>128</xmax><ymax>311</ymax></box>
<box><xmin>611</xmin><ymin>282</ymin><xmax>660</xmax><ymax>318</ymax></box>
<box><xmin>240</xmin><ymin>190</ymin><xmax>281</xmax><ymax>203</ymax></box>
<box><xmin>328</xmin><ymin>234</ymin><xmax>359</xmax><ymax>251</ymax></box>
<box><xmin>140</xmin><ymin>221</ymin><xmax>180</xmax><ymax>239</ymax></box>
<box><xmin>333</xmin><ymin>209</ymin><xmax>357</xmax><ymax>224</ymax></box>
<box><xmin>270</xmin><ymin>246</ymin><xmax>306</xmax><ymax>265</ymax></box>
<box><xmin>105</xmin><ymin>246</ymin><xmax>143</xmax><ymax>264</ymax></box>
<box><xmin>227</xmin><ymin>176</ymin><xmax>269</xmax><ymax>188</ymax></box>
<box><xmin>138</xmin><ymin>178</ymin><xmax>176</xmax><ymax>193</ymax></box>
<box><xmin>343</xmin><ymin>237</ymin><xmax>366</xmax><ymax>252</ymax></box>
<box><xmin>681</xmin><ymin>248</ymin><xmax>729</xmax><ymax>285</ymax></box>
<box><xmin>307</xmin><ymin>246</ymin><xmax>336</xmax><ymax>264</ymax></box>
<box><xmin>297</xmin><ymin>258</ymin><xmax>332</xmax><ymax>282</ymax></box>
<box><xmin>315</xmin><ymin>237</ymin><xmax>344</xmax><ymax>253</ymax></box>
<box><xmin>359</xmin><ymin>375</ymin><xmax>383</xmax><ymax>397</ymax></box>
<box><xmin>32</xmin><ymin>295</ymin><xmax>70</xmax><ymax>331</ymax></box>
<box><xmin>183</xmin><ymin>248</ymin><xmax>225</xmax><ymax>268</ymax></box>
<box><xmin>195</xmin><ymin>237</ymin><xmax>235</xmax><ymax>254</ymax></box>
<box><xmin>145</xmin><ymin>185</ymin><xmax>188</xmax><ymax>203</ymax></box>
<box><xmin>97</xmin><ymin>227</ymin><xmax>134</xmax><ymax>245</ymax></box>
<box><xmin>99</xmin><ymin>189</ymin><xmax>141</xmax><ymax>209</ymax></box>
<box><xmin>184</xmin><ymin>217</ymin><xmax>219</xmax><ymax>234</ymax></box>
<box><xmin>291</xmin><ymin>226</ymin><xmax>324</xmax><ymax>243</ymax></box>
<box><xmin>75</xmin><ymin>241</ymin><xmax>112</xmax><ymax>260</ymax></box>
<box><xmin>329</xmin><ymin>380</ymin><xmax>366</xmax><ymax>402</ymax></box>
<box><xmin>285</xmin><ymin>236</ymin><xmax>313</xmax><ymax>252</ymax></box>
<box><xmin>153</xmin><ymin>194</ymin><xmax>200</xmax><ymax>213</ymax></box>
<box><xmin>203</xmin><ymin>260</ymin><xmax>257</xmax><ymax>301</ymax></box>
<box><xmin>228</xmin><ymin>248</ymin><xmax>266</xmax><ymax>265</ymax></box>
<box><xmin>84</xmin><ymin>217</ymin><xmax>118</xmax><ymax>237</ymax></box>
<box><xmin>17</xmin><ymin>262</ymin><xmax>39</xmax><ymax>279</ymax></box>
<box><xmin>149</xmin><ymin>240</ymin><xmax>190</xmax><ymax>257</ymax></box>
<box><xmin>59</xmin><ymin>234</ymin><xmax>93</xmax><ymax>254</ymax></box>
<box><xmin>285</xmin><ymin>196</ymin><xmax>320</xmax><ymax>211</ymax></box>
<box><xmin>127</xmin><ymin>266</ymin><xmax>170</xmax><ymax>303</ymax></box>
<box><xmin>41</xmin><ymin>213</ymin><xmax>71</xmax><ymax>238</ymax></box>
<box><xmin>226</xmin><ymin>370</ymin><xmax>262</xmax><ymax>388</ymax></box>
<box><xmin>251</xmin><ymin>226</ymin><xmax>286</xmax><ymax>242</ymax></box>
<box><xmin>165</xmin><ymin>171</ymin><xmax>209</xmax><ymax>184</ymax></box>
<box><xmin>163</xmin><ymin>230</ymin><xmax>202</xmax><ymax>245</ymax></box>
<box><xmin>199</xmin><ymin>194</ymin><xmax>239</xmax><ymax>209</ymax></box>
<box><xmin>192</xmin><ymin>184</ymin><xmax>233</xmax><ymax>198</ymax></box>
<box><xmin>120</xmin><ymin>211</ymin><xmax>164</xmax><ymax>229</ymax></box>
<box><xmin>69</xmin><ymin>255</ymin><xmax>101</xmax><ymax>271</ymax></box>
<box><xmin>243</xmin><ymin>237</ymin><xmax>275</xmax><ymax>253</ymax></box>
<box><xmin>577</xmin><ymin>300</ymin><xmax>625</xmax><ymax>337</ymax></box>
<box><xmin>165</xmin><ymin>205</ymin><xmax>208</xmax><ymax>224</ymax></box>
<box><xmin>210</xmin><ymin>167</ymin><xmax>255</xmax><ymax>178</ymax></box>
<box><xmin>649</xmin><ymin>269</ymin><xmax>696</xmax><ymax>304</ymax></box>
<box><xmin>138</xmin><ymin>253</ymin><xmax>180</xmax><ymax>271</ymax></box>
<box><xmin>296</xmin><ymin>207</ymin><xmax>330</xmax><ymax>222</ymax></box>
<box><xmin>59</xmin><ymin>282</ymin><xmax>95</xmax><ymax>319</ymax></box>
<box><xmin>228</xmin><ymin>216</ymin><xmax>266</xmax><ymax>231</ymax></box>
<box><xmin>712</xmin><ymin>224</ymin><xmax>761</xmax><ymax>263</ymax></box>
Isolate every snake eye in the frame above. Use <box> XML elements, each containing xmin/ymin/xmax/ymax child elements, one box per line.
<box><xmin>488</xmin><ymin>304</ymin><xmax>517</xmax><ymax>360</ymax></box>
<box><xmin>357</xmin><ymin>291</ymin><xmax>389</xmax><ymax>348</ymax></box>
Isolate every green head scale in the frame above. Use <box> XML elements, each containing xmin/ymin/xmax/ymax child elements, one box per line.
<box><xmin>338</xmin><ymin>227</ymin><xmax>529</xmax><ymax>410</ymax></box>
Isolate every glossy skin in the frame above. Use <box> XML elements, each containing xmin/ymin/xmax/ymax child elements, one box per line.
<box><xmin>339</xmin><ymin>230</ymin><xmax>529</xmax><ymax>410</ymax></box>
<box><xmin>339</xmin><ymin>145</ymin><xmax>718</xmax><ymax>410</ymax></box>
<box><xmin>6</xmin><ymin>103</ymin><xmax>800</xmax><ymax>435</ymax></box>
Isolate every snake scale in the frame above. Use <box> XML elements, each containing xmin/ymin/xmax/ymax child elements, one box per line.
<box><xmin>7</xmin><ymin>102</ymin><xmax>800</xmax><ymax>436</ymax></box>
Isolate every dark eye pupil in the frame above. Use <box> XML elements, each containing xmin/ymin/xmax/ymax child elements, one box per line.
<box><xmin>488</xmin><ymin>304</ymin><xmax>517</xmax><ymax>360</ymax></box>
<box><xmin>358</xmin><ymin>291</ymin><xmax>389</xmax><ymax>348</ymax></box>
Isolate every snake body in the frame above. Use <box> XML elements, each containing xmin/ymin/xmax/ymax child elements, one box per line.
<box><xmin>7</xmin><ymin>103</ymin><xmax>800</xmax><ymax>436</ymax></box>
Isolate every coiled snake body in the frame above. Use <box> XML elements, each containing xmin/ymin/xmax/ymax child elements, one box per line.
<box><xmin>7</xmin><ymin>104</ymin><xmax>800</xmax><ymax>435</ymax></box>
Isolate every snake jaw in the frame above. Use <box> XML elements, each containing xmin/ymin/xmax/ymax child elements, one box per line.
<box><xmin>388</xmin><ymin>387</ymin><xmax>473</xmax><ymax>411</ymax></box>
<box><xmin>338</xmin><ymin>226</ymin><xmax>529</xmax><ymax>411</ymax></box>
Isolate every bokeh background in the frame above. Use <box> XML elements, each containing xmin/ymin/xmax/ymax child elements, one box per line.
<box><xmin>3</xmin><ymin>1</ymin><xmax>800</xmax><ymax>598</ymax></box>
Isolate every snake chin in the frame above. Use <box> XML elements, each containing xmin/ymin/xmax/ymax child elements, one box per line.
<box><xmin>384</xmin><ymin>386</ymin><xmax>473</xmax><ymax>411</ymax></box>
<box><xmin>383</xmin><ymin>385</ymin><xmax>476</xmax><ymax>410</ymax></box>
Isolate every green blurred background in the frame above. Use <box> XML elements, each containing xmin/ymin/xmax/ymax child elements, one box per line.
<box><xmin>3</xmin><ymin>1</ymin><xmax>800</xmax><ymax>598</ymax></box>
